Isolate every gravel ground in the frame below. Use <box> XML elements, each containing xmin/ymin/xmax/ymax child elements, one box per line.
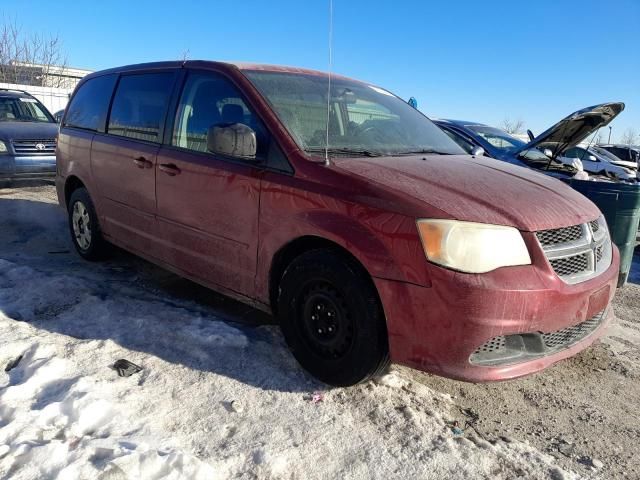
<box><xmin>1</xmin><ymin>183</ymin><xmax>639</xmax><ymax>479</ymax></box>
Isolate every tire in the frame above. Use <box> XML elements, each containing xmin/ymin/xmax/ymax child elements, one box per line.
<box><xmin>68</xmin><ymin>187</ymin><xmax>109</xmax><ymax>260</ymax></box>
<box><xmin>277</xmin><ymin>249</ymin><xmax>390</xmax><ymax>386</ymax></box>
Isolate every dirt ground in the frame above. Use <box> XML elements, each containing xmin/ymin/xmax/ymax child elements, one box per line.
<box><xmin>1</xmin><ymin>182</ymin><xmax>639</xmax><ymax>479</ymax></box>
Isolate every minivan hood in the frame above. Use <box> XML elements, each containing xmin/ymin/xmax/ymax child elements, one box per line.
<box><xmin>514</xmin><ymin>102</ymin><xmax>624</xmax><ymax>158</ymax></box>
<box><xmin>333</xmin><ymin>154</ymin><xmax>600</xmax><ymax>232</ymax></box>
<box><xmin>0</xmin><ymin>121</ymin><xmax>58</xmax><ymax>140</ymax></box>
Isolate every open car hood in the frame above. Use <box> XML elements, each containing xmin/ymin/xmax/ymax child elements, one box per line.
<box><xmin>514</xmin><ymin>102</ymin><xmax>625</xmax><ymax>159</ymax></box>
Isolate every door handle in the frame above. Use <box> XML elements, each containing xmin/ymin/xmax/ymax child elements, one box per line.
<box><xmin>158</xmin><ymin>163</ymin><xmax>181</xmax><ymax>176</ymax></box>
<box><xmin>133</xmin><ymin>156</ymin><xmax>152</xmax><ymax>169</ymax></box>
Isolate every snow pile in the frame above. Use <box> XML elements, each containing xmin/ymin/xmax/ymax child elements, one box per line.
<box><xmin>0</xmin><ymin>258</ymin><xmax>577</xmax><ymax>479</ymax></box>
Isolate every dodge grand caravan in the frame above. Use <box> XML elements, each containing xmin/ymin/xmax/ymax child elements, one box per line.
<box><xmin>56</xmin><ymin>61</ymin><xmax>620</xmax><ymax>386</ymax></box>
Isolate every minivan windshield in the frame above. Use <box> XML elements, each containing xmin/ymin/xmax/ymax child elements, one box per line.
<box><xmin>0</xmin><ymin>96</ymin><xmax>54</xmax><ymax>123</ymax></box>
<box><xmin>244</xmin><ymin>71</ymin><xmax>464</xmax><ymax>157</ymax></box>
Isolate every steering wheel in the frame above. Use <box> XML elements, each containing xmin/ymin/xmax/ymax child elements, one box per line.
<box><xmin>352</xmin><ymin>123</ymin><xmax>388</xmax><ymax>143</ymax></box>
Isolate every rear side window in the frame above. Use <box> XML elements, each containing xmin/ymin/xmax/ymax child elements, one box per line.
<box><xmin>64</xmin><ymin>75</ymin><xmax>117</xmax><ymax>131</ymax></box>
<box><xmin>108</xmin><ymin>73</ymin><xmax>174</xmax><ymax>143</ymax></box>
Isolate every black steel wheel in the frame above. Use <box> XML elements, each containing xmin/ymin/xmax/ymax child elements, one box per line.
<box><xmin>277</xmin><ymin>249</ymin><xmax>389</xmax><ymax>386</ymax></box>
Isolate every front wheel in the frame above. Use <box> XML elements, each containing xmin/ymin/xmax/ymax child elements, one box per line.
<box><xmin>68</xmin><ymin>187</ymin><xmax>109</xmax><ymax>260</ymax></box>
<box><xmin>277</xmin><ymin>249</ymin><xmax>389</xmax><ymax>386</ymax></box>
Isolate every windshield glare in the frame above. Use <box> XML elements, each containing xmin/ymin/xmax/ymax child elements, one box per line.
<box><xmin>244</xmin><ymin>71</ymin><xmax>464</xmax><ymax>157</ymax></box>
<box><xmin>467</xmin><ymin>125</ymin><xmax>525</xmax><ymax>152</ymax></box>
<box><xmin>0</xmin><ymin>96</ymin><xmax>54</xmax><ymax>123</ymax></box>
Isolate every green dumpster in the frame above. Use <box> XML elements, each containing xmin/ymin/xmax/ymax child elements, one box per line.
<box><xmin>566</xmin><ymin>179</ymin><xmax>640</xmax><ymax>287</ymax></box>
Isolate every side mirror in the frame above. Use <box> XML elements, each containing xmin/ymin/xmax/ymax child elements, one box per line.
<box><xmin>471</xmin><ymin>146</ymin><xmax>485</xmax><ymax>157</ymax></box>
<box><xmin>588</xmin><ymin>154</ymin><xmax>598</xmax><ymax>162</ymax></box>
<box><xmin>543</xmin><ymin>148</ymin><xmax>554</xmax><ymax>158</ymax></box>
<box><xmin>207</xmin><ymin>123</ymin><xmax>257</xmax><ymax>160</ymax></box>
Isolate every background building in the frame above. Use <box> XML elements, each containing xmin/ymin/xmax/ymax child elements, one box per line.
<box><xmin>0</xmin><ymin>62</ymin><xmax>92</xmax><ymax>114</ymax></box>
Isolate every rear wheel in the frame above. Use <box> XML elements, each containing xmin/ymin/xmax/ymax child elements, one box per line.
<box><xmin>68</xmin><ymin>187</ymin><xmax>109</xmax><ymax>260</ymax></box>
<box><xmin>277</xmin><ymin>249</ymin><xmax>389</xmax><ymax>386</ymax></box>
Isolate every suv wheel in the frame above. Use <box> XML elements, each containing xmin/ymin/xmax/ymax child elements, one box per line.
<box><xmin>68</xmin><ymin>188</ymin><xmax>109</xmax><ymax>260</ymax></box>
<box><xmin>277</xmin><ymin>249</ymin><xmax>389</xmax><ymax>386</ymax></box>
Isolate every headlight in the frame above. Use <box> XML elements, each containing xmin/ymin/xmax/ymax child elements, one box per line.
<box><xmin>0</xmin><ymin>141</ymin><xmax>7</xmax><ymax>154</ymax></box>
<box><xmin>416</xmin><ymin>219</ymin><xmax>531</xmax><ymax>273</ymax></box>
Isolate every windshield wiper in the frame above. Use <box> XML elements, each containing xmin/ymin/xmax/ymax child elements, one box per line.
<box><xmin>391</xmin><ymin>149</ymin><xmax>455</xmax><ymax>156</ymax></box>
<box><xmin>305</xmin><ymin>147</ymin><xmax>383</xmax><ymax>157</ymax></box>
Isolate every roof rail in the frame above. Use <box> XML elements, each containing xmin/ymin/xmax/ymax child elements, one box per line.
<box><xmin>0</xmin><ymin>87</ymin><xmax>34</xmax><ymax>97</ymax></box>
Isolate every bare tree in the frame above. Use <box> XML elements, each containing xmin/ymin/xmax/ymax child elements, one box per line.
<box><xmin>592</xmin><ymin>131</ymin><xmax>604</xmax><ymax>145</ymax></box>
<box><xmin>0</xmin><ymin>19</ymin><xmax>68</xmax><ymax>88</ymax></box>
<box><xmin>620</xmin><ymin>128</ymin><xmax>638</xmax><ymax>146</ymax></box>
<box><xmin>502</xmin><ymin>118</ymin><xmax>525</xmax><ymax>134</ymax></box>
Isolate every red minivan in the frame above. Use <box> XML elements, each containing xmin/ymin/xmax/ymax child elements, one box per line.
<box><xmin>56</xmin><ymin>61</ymin><xmax>619</xmax><ymax>386</ymax></box>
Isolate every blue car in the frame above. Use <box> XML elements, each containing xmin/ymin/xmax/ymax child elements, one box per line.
<box><xmin>434</xmin><ymin>102</ymin><xmax>627</xmax><ymax>181</ymax></box>
<box><xmin>0</xmin><ymin>88</ymin><xmax>58</xmax><ymax>180</ymax></box>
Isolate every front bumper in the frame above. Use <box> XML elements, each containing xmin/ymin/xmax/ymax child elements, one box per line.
<box><xmin>0</xmin><ymin>154</ymin><xmax>56</xmax><ymax>179</ymax></box>
<box><xmin>374</xmin><ymin>243</ymin><xmax>620</xmax><ymax>382</ymax></box>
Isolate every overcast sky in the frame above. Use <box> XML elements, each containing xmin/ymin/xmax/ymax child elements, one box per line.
<box><xmin>4</xmin><ymin>0</ymin><xmax>639</xmax><ymax>142</ymax></box>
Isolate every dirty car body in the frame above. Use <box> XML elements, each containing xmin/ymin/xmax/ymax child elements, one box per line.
<box><xmin>56</xmin><ymin>61</ymin><xmax>619</xmax><ymax>385</ymax></box>
<box><xmin>0</xmin><ymin>89</ymin><xmax>57</xmax><ymax>180</ymax></box>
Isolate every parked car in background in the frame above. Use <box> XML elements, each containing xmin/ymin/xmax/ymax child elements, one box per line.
<box><xmin>559</xmin><ymin>145</ymin><xmax>637</xmax><ymax>181</ymax></box>
<box><xmin>57</xmin><ymin>61</ymin><xmax>619</xmax><ymax>386</ymax></box>
<box><xmin>435</xmin><ymin>103</ymin><xmax>626</xmax><ymax>182</ymax></box>
<box><xmin>435</xmin><ymin>119</ymin><xmax>579</xmax><ymax>178</ymax></box>
<box><xmin>53</xmin><ymin>109</ymin><xmax>65</xmax><ymax>123</ymax></box>
<box><xmin>0</xmin><ymin>88</ymin><xmax>57</xmax><ymax>180</ymax></box>
<box><xmin>598</xmin><ymin>144</ymin><xmax>640</xmax><ymax>166</ymax></box>
<box><xmin>590</xmin><ymin>145</ymin><xmax>638</xmax><ymax>171</ymax></box>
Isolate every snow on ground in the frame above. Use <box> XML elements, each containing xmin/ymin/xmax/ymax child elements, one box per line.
<box><xmin>0</xmin><ymin>186</ymin><xmax>585</xmax><ymax>479</ymax></box>
<box><xmin>0</xmin><ymin>258</ymin><xmax>576</xmax><ymax>479</ymax></box>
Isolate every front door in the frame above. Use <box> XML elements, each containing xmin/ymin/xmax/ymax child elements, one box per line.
<box><xmin>91</xmin><ymin>71</ymin><xmax>176</xmax><ymax>256</ymax></box>
<box><xmin>155</xmin><ymin>70</ymin><xmax>267</xmax><ymax>297</ymax></box>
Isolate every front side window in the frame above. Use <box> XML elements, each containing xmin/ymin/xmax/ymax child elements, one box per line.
<box><xmin>172</xmin><ymin>71</ymin><xmax>269</xmax><ymax>158</ymax></box>
<box><xmin>0</xmin><ymin>96</ymin><xmax>54</xmax><ymax>123</ymax></box>
<box><xmin>441</xmin><ymin>127</ymin><xmax>476</xmax><ymax>154</ymax></box>
<box><xmin>244</xmin><ymin>71</ymin><xmax>463</xmax><ymax>157</ymax></box>
<box><xmin>564</xmin><ymin>147</ymin><xmax>596</xmax><ymax>161</ymax></box>
<box><xmin>466</xmin><ymin>125</ymin><xmax>525</xmax><ymax>152</ymax></box>
<box><xmin>64</xmin><ymin>74</ymin><xmax>117</xmax><ymax>131</ymax></box>
<box><xmin>108</xmin><ymin>73</ymin><xmax>174</xmax><ymax>143</ymax></box>
<box><xmin>563</xmin><ymin>147</ymin><xmax>582</xmax><ymax>158</ymax></box>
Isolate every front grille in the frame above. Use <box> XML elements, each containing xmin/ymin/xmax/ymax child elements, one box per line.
<box><xmin>549</xmin><ymin>254</ymin><xmax>589</xmax><ymax>277</ymax></box>
<box><xmin>12</xmin><ymin>139</ymin><xmax>56</xmax><ymax>155</ymax></box>
<box><xmin>535</xmin><ymin>218</ymin><xmax>612</xmax><ymax>284</ymax></box>
<box><xmin>475</xmin><ymin>336</ymin><xmax>505</xmax><ymax>354</ymax></box>
<box><xmin>536</xmin><ymin>225</ymin><xmax>583</xmax><ymax>246</ymax></box>
<box><xmin>541</xmin><ymin>312</ymin><xmax>604</xmax><ymax>348</ymax></box>
<box><xmin>470</xmin><ymin>309</ymin><xmax>607</xmax><ymax>366</ymax></box>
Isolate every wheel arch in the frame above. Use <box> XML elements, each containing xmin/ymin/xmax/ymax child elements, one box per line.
<box><xmin>63</xmin><ymin>175</ymin><xmax>87</xmax><ymax>208</ymax></box>
<box><xmin>268</xmin><ymin>235</ymin><xmax>382</xmax><ymax>316</ymax></box>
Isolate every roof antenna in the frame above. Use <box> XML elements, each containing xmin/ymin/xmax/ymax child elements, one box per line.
<box><xmin>324</xmin><ymin>0</ymin><xmax>333</xmax><ymax>166</ymax></box>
